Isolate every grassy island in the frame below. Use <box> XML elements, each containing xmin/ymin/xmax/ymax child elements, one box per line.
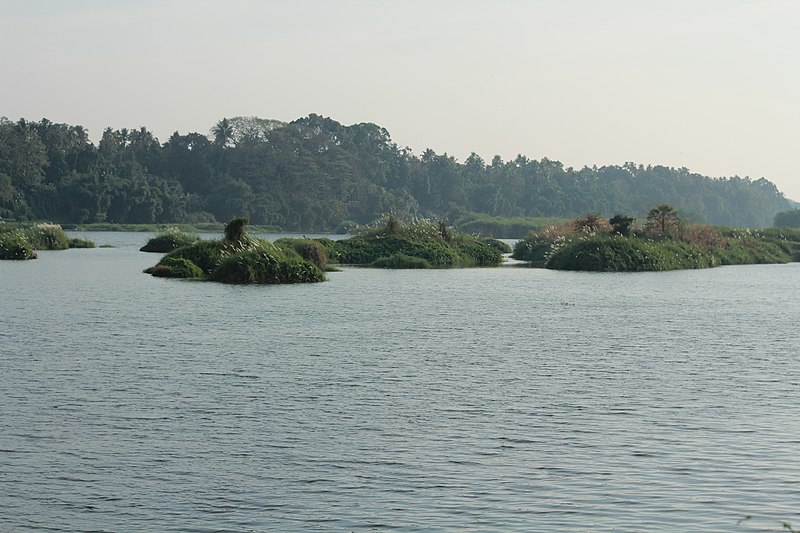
<box><xmin>144</xmin><ymin>217</ymin><xmax>325</xmax><ymax>284</ymax></box>
<box><xmin>1</xmin><ymin>222</ymin><xmax>94</xmax><ymax>260</ymax></box>
<box><xmin>140</xmin><ymin>227</ymin><xmax>201</xmax><ymax>252</ymax></box>
<box><xmin>512</xmin><ymin>207</ymin><xmax>800</xmax><ymax>272</ymax></box>
<box><xmin>318</xmin><ymin>215</ymin><xmax>505</xmax><ymax>268</ymax></box>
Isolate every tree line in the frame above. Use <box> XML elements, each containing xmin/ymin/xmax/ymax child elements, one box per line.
<box><xmin>0</xmin><ymin>114</ymin><xmax>792</xmax><ymax>229</ymax></box>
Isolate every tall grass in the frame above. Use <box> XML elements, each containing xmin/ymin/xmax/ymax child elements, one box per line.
<box><xmin>0</xmin><ymin>231</ymin><xmax>37</xmax><ymax>260</ymax></box>
<box><xmin>23</xmin><ymin>223</ymin><xmax>69</xmax><ymax>250</ymax></box>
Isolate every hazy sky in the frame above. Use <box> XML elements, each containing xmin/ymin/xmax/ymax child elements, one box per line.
<box><xmin>2</xmin><ymin>0</ymin><xmax>799</xmax><ymax>199</ymax></box>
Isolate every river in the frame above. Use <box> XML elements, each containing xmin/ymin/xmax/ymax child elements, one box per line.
<box><xmin>1</xmin><ymin>232</ymin><xmax>799</xmax><ymax>531</ymax></box>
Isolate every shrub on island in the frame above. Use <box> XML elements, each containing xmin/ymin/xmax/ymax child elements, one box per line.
<box><xmin>0</xmin><ymin>231</ymin><xmax>37</xmax><ymax>260</ymax></box>
<box><xmin>331</xmin><ymin>215</ymin><xmax>503</xmax><ymax>268</ymax></box>
<box><xmin>481</xmin><ymin>238</ymin><xmax>513</xmax><ymax>254</ymax></box>
<box><xmin>140</xmin><ymin>227</ymin><xmax>201</xmax><ymax>252</ymax></box>
<box><xmin>23</xmin><ymin>223</ymin><xmax>69</xmax><ymax>250</ymax></box>
<box><xmin>0</xmin><ymin>222</ymin><xmax>75</xmax><ymax>260</ymax></box>
<box><xmin>273</xmin><ymin>238</ymin><xmax>328</xmax><ymax>269</ymax></box>
<box><xmin>512</xmin><ymin>208</ymin><xmax>800</xmax><ymax>272</ymax></box>
<box><xmin>209</xmin><ymin>248</ymin><xmax>324</xmax><ymax>284</ymax></box>
<box><xmin>68</xmin><ymin>238</ymin><xmax>96</xmax><ymax>248</ymax></box>
<box><xmin>546</xmin><ymin>235</ymin><xmax>718</xmax><ymax>272</ymax></box>
<box><xmin>145</xmin><ymin>218</ymin><xmax>325</xmax><ymax>284</ymax></box>
<box><xmin>147</xmin><ymin>256</ymin><xmax>204</xmax><ymax>278</ymax></box>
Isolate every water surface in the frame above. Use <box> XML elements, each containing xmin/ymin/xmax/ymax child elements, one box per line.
<box><xmin>1</xmin><ymin>233</ymin><xmax>799</xmax><ymax>531</ymax></box>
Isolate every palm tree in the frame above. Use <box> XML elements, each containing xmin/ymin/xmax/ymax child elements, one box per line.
<box><xmin>212</xmin><ymin>118</ymin><xmax>234</xmax><ymax>148</ymax></box>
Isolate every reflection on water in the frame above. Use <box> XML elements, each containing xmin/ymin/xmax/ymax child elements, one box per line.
<box><xmin>1</xmin><ymin>233</ymin><xmax>799</xmax><ymax>531</ymax></box>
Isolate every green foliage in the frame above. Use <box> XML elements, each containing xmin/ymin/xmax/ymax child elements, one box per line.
<box><xmin>645</xmin><ymin>204</ymin><xmax>679</xmax><ymax>237</ymax></box>
<box><xmin>512</xmin><ymin>212</ymin><xmax>800</xmax><ymax>271</ymax></box>
<box><xmin>146</xmin><ymin>218</ymin><xmax>324</xmax><ymax>284</ymax></box>
<box><xmin>714</xmin><ymin>228</ymin><xmax>794</xmax><ymax>265</ymax></box>
<box><xmin>333</xmin><ymin>219</ymin><xmax>503</xmax><ymax>268</ymax></box>
<box><xmin>210</xmin><ymin>248</ymin><xmax>324</xmax><ymax>284</ymax></box>
<box><xmin>22</xmin><ymin>223</ymin><xmax>70</xmax><ymax>250</ymax></box>
<box><xmin>609</xmin><ymin>214</ymin><xmax>635</xmax><ymax>236</ymax></box>
<box><xmin>68</xmin><ymin>237</ymin><xmax>96</xmax><ymax>248</ymax></box>
<box><xmin>145</xmin><ymin>256</ymin><xmax>204</xmax><ymax>278</ymax></box>
<box><xmin>547</xmin><ymin>235</ymin><xmax>718</xmax><ymax>272</ymax></box>
<box><xmin>0</xmin><ymin>231</ymin><xmax>37</xmax><ymax>260</ymax></box>
<box><xmin>335</xmin><ymin>220</ymin><xmax>359</xmax><ymax>234</ymax></box>
<box><xmin>224</xmin><ymin>216</ymin><xmax>249</xmax><ymax>242</ymax></box>
<box><xmin>511</xmin><ymin>225</ymin><xmax>572</xmax><ymax>265</ymax></box>
<box><xmin>774</xmin><ymin>209</ymin><xmax>800</xmax><ymax>228</ymax></box>
<box><xmin>386</xmin><ymin>214</ymin><xmax>402</xmax><ymax>235</ymax></box>
<box><xmin>164</xmin><ymin>239</ymin><xmax>245</xmax><ymax>274</ymax></box>
<box><xmin>1</xmin><ymin>116</ymin><xmax>792</xmax><ymax>229</ymax></box>
<box><xmin>756</xmin><ymin>227</ymin><xmax>800</xmax><ymax>261</ymax></box>
<box><xmin>285</xmin><ymin>238</ymin><xmax>328</xmax><ymax>269</ymax></box>
<box><xmin>481</xmin><ymin>238</ymin><xmax>512</xmax><ymax>254</ymax></box>
<box><xmin>511</xmin><ymin>240</ymin><xmax>551</xmax><ymax>266</ymax></box>
<box><xmin>140</xmin><ymin>227</ymin><xmax>200</xmax><ymax>252</ymax></box>
<box><xmin>370</xmin><ymin>254</ymin><xmax>432</xmax><ymax>269</ymax></box>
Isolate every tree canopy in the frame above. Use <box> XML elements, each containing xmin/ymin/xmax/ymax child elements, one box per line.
<box><xmin>0</xmin><ymin>114</ymin><xmax>792</xmax><ymax>229</ymax></box>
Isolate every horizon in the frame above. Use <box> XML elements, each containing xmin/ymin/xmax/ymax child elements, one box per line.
<box><xmin>2</xmin><ymin>0</ymin><xmax>799</xmax><ymax>201</ymax></box>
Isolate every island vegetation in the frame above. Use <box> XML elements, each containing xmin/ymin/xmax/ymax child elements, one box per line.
<box><xmin>774</xmin><ymin>209</ymin><xmax>800</xmax><ymax>228</ymax></box>
<box><xmin>0</xmin><ymin>115</ymin><xmax>793</xmax><ymax>232</ymax></box>
<box><xmin>512</xmin><ymin>205</ymin><xmax>800</xmax><ymax>272</ymax></box>
<box><xmin>144</xmin><ymin>218</ymin><xmax>325</xmax><ymax>284</ymax></box>
<box><xmin>140</xmin><ymin>227</ymin><xmax>201</xmax><ymax>252</ymax></box>
<box><xmin>0</xmin><ymin>222</ymin><xmax>94</xmax><ymax>260</ymax></box>
<box><xmin>297</xmin><ymin>215</ymin><xmax>507</xmax><ymax>269</ymax></box>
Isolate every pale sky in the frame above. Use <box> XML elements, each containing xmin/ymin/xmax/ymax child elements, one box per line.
<box><xmin>2</xmin><ymin>0</ymin><xmax>799</xmax><ymax>200</ymax></box>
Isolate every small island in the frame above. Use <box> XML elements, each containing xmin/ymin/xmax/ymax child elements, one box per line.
<box><xmin>512</xmin><ymin>205</ymin><xmax>800</xmax><ymax>272</ymax></box>
<box><xmin>144</xmin><ymin>217</ymin><xmax>325</xmax><ymax>284</ymax></box>
<box><xmin>140</xmin><ymin>227</ymin><xmax>201</xmax><ymax>252</ymax></box>
<box><xmin>0</xmin><ymin>222</ymin><xmax>95</xmax><ymax>260</ymax></box>
<box><xmin>305</xmin><ymin>215</ymin><xmax>507</xmax><ymax>269</ymax></box>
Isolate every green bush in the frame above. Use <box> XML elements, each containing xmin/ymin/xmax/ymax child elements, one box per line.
<box><xmin>163</xmin><ymin>240</ymin><xmax>225</xmax><ymax>273</ymax></box>
<box><xmin>68</xmin><ymin>238</ymin><xmax>96</xmax><ymax>248</ymax></box>
<box><xmin>0</xmin><ymin>231</ymin><xmax>37</xmax><ymax>260</ymax></box>
<box><xmin>511</xmin><ymin>215</ymin><xmax>800</xmax><ymax>272</ymax></box>
<box><xmin>335</xmin><ymin>220</ymin><xmax>359</xmax><ymax>234</ymax></box>
<box><xmin>145</xmin><ymin>256</ymin><xmax>204</xmax><ymax>278</ymax></box>
<box><xmin>210</xmin><ymin>248</ymin><xmax>324</xmax><ymax>284</ymax></box>
<box><xmin>711</xmin><ymin>238</ymin><xmax>789</xmax><ymax>265</ymax></box>
<box><xmin>511</xmin><ymin>236</ymin><xmax>552</xmax><ymax>266</ymax></box>
<box><xmin>288</xmin><ymin>238</ymin><xmax>328</xmax><ymax>269</ymax></box>
<box><xmin>332</xmin><ymin>219</ymin><xmax>503</xmax><ymax>268</ymax></box>
<box><xmin>224</xmin><ymin>217</ymin><xmax>249</xmax><ymax>242</ymax></box>
<box><xmin>23</xmin><ymin>223</ymin><xmax>69</xmax><ymax>250</ymax></box>
<box><xmin>370</xmin><ymin>254</ymin><xmax>432</xmax><ymax>269</ymax></box>
<box><xmin>140</xmin><ymin>228</ymin><xmax>200</xmax><ymax>252</ymax></box>
<box><xmin>481</xmin><ymin>238</ymin><xmax>513</xmax><ymax>254</ymax></box>
<box><xmin>547</xmin><ymin>235</ymin><xmax>718</xmax><ymax>272</ymax></box>
<box><xmin>146</xmin><ymin>218</ymin><xmax>325</xmax><ymax>284</ymax></box>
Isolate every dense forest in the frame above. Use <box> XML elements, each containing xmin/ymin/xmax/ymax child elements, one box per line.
<box><xmin>0</xmin><ymin>114</ymin><xmax>792</xmax><ymax>230</ymax></box>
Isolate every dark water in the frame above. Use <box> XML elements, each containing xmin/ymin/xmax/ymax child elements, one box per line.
<box><xmin>1</xmin><ymin>232</ymin><xmax>799</xmax><ymax>532</ymax></box>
